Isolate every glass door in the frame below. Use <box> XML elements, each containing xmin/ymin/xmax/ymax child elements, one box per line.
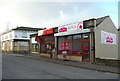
<box><xmin>82</xmin><ymin>33</ymin><xmax>90</xmax><ymax>62</ymax></box>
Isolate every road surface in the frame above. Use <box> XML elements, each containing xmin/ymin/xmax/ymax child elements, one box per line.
<box><xmin>2</xmin><ymin>54</ymin><xmax>118</xmax><ymax>79</ymax></box>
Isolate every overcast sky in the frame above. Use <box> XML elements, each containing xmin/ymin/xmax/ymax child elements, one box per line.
<box><xmin>0</xmin><ymin>0</ymin><xmax>119</xmax><ymax>33</ymax></box>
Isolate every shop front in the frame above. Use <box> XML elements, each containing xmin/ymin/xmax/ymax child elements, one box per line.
<box><xmin>54</xmin><ymin>21</ymin><xmax>91</xmax><ymax>62</ymax></box>
<box><xmin>37</xmin><ymin>28</ymin><xmax>58</xmax><ymax>58</ymax></box>
<box><xmin>30</xmin><ymin>33</ymin><xmax>39</xmax><ymax>55</ymax></box>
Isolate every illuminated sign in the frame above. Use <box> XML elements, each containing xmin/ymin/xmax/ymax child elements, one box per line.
<box><xmin>58</xmin><ymin>21</ymin><xmax>83</xmax><ymax>33</ymax></box>
<box><xmin>42</xmin><ymin>28</ymin><xmax>54</xmax><ymax>35</ymax></box>
<box><xmin>38</xmin><ymin>28</ymin><xmax>54</xmax><ymax>36</ymax></box>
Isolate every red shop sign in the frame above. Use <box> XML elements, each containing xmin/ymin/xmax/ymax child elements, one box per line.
<box><xmin>42</xmin><ymin>28</ymin><xmax>54</xmax><ymax>35</ymax></box>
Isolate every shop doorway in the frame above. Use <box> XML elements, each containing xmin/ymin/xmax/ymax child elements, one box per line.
<box><xmin>46</xmin><ymin>43</ymin><xmax>55</xmax><ymax>58</ymax></box>
<box><xmin>82</xmin><ymin>40</ymin><xmax>90</xmax><ymax>62</ymax></box>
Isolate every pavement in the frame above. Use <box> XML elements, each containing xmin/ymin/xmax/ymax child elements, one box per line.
<box><xmin>4</xmin><ymin>53</ymin><xmax>119</xmax><ymax>74</ymax></box>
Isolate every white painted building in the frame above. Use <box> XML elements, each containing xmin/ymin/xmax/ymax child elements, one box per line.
<box><xmin>0</xmin><ymin>27</ymin><xmax>43</xmax><ymax>53</ymax></box>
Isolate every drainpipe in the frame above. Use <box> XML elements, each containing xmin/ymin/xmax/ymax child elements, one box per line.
<box><xmin>90</xmin><ymin>19</ymin><xmax>96</xmax><ymax>63</ymax></box>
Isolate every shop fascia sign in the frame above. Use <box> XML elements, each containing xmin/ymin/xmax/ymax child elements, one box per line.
<box><xmin>58</xmin><ymin>21</ymin><xmax>83</xmax><ymax>33</ymax></box>
<box><xmin>38</xmin><ymin>28</ymin><xmax>54</xmax><ymax>36</ymax></box>
<box><xmin>101</xmin><ymin>31</ymin><xmax>116</xmax><ymax>44</ymax></box>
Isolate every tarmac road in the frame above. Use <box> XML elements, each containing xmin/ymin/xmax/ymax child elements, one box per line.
<box><xmin>2</xmin><ymin>54</ymin><xmax>118</xmax><ymax>79</ymax></box>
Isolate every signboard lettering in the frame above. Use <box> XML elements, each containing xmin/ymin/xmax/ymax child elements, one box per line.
<box><xmin>58</xmin><ymin>21</ymin><xmax>83</xmax><ymax>33</ymax></box>
<box><xmin>38</xmin><ymin>28</ymin><xmax>54</xmax><ymax>35</ymax></box>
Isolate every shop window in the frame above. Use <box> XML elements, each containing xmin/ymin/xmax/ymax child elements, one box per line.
<box><xmin>58</xmin><ymin>42</ymin><xmax>72</xmax><ymax>54</ymax></box>
<box><xmin>73</xmin><ymin>42</ymin><xmax>82</xmax><ymax>55</ymax></box>
<box><xmin>83</xmin><ymin>41</ymin><xmax>90</xmax><ymax>53</ymax></box>
<box><xmin>64</xmin><ymin>36</ymin><xmax>72</xmax><ymax>41</ymax></box>
<box><xmin>45</xmin><ymin>38</ymin><xmax>55</xmax><ymax>43</ymax></box>
<box><xmin>19</xmin><ymin>42</ymin><xmax>28</xmax><ymax>46</ymax></box>
<box><xmin>58</xmin><ymin>37</ymin><xmax>64</xmax><ymax>42</ymax></box>
<box><xmin>32</xmin><ymin>44</ymin><xmax>39</xmax><ymax>52</ymax></box>
<box><xmin>46</xmin><ymin>43</ymin><xmax>51</xmax><ymax>54</ymax></box>
<box><xmin>24</xmin><ymin>42</ymin><xmax>28</xmax><ymax>46</ymax></box>
<box><xmin>58</xmin><ymin>42</ymin><xmax>62</xmax><ymax>50</ymax></box>
<box><xmin>82</xmin><ymin>33</ymin><xmax>89</xmax><ymax>40</ymax></box>
<box><xmin>73</xmin><ymin>35</ymin><xmax>81</xmax><ymax>40</ymax></box>
<box><xmin>41</xmin><ymin>43</ymin><xmax>47</xmax><ymax>53</ymax></box>
<box><xmin>67</xmin><ymin>42</ymin><xmax>72</xmax><ymax>54</ymax></box>
<box><xmin>14</xmin><ymin>42</ymin><xmax>18</xmax><ymax>46</ymax></box>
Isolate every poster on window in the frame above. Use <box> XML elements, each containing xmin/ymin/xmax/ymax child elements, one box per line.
<box><xmin>101</xmin><ymin>31</ymin><xmax>116</xmax><ymax>44</ymax></box>
<box><xmin>61</xmin><ymin>42</ymin><xmax>69</xmax><ymax>50</ymax></box>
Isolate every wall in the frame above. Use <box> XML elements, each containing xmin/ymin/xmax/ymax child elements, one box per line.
<box><xmin>1</xmin><ymin>40</ymin><xmax>13</xmax><ymax>52</ymax></box>
<box><xmin>118</xmin><ymin>30</ymin><xmax>120</xmax><ymax>60</ymax></box>
<box><xmin>1</xmin><ymin>31</ymin><xmax>14</xmax><ymax>42</ymax></box>
<box><xmin>95</xmin><ymin>17</ymin><xmax>118</xmax><ymax>60</ymax></box>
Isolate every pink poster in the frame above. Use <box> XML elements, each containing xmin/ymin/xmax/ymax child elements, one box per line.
<box><xmin>61</xmin><ymin>42</ymin><xmax>69</xmax><ymax>50</ymax></box>
<box><xmin>61</xmin><ymin>42</ymin><xmax>65</xmax><ymax>47</ymax></box>
<box><xmin>62</xmin><ymin>47</ymin><xmax>65</xmax><ymax>50</ymax></box>
<box><xmin>65</xmin><ymin>42</ymin><xmax>69</xmax><ymax>46</ymax></box>
<box><xmin>65</xmin><ymin>46</ymin><xmax>69</xmax><ymax>50</ymax></box>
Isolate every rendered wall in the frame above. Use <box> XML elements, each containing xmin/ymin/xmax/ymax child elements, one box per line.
<box><xmin>94</xmin><ymin>17</ymin><xmax>118</xmax><ymax>60</ymax></box>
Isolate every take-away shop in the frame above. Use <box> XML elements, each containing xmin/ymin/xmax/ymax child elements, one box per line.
<box><xmin>54</xmin><ymin>16</ymin><xmax>118</xmax><ymax>62</ymax></box>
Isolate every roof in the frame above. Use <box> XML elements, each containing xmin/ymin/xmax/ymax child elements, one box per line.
<box><xmin>118</xmin><ymin>28</ymin><xmax>120</xmax><ymax>31</ymax></box>
<box><xmin>0</xmin><ymin>26</ymin><xmax>45</xmax><ymax>35</ymax></box>
<box><xmin>96</xmin><ymin>16</ymin><xmax>109</xmax><ymax>26</ymax></box>
<box><xmin>13</xmin><ymin>26</ymin><xmax>44</xmax><ymax>31</ymax></box>
<box><xmin>83</xmin><ymin>16</ymin><xmax>109</xmax><ymax>28</ymax></box>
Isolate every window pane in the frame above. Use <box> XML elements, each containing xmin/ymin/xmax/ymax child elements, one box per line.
<box><xmin>58</xmin><ymin>42</ymin><xmax>62</xmax><ymax>50</ymax></box>
<box><xmin>32</xmin><ymin>44</ymin><xmax>39</xmax><ymax>52</ymax></box>
<box><xmin>14</xmin><ymin>42</ymin><xmax>18</xmax><ymax>46</ymax></box>
<box><xmin>58</xmin><ymin>37</ymin><xmax>64</xmax><ymax>42</ymax></box>
<box><xmin>73</xmin><ymin>35</ymin><xmax>81</xmax><ymax>40</ymax></box>
<box><xmin>67</xmin><ymin>42</ymin><xmax>72</xmax><ymax>54</ymax></box>
<box><xmin>82</xmin><ymin>33</ymin><xmax>89</xmax><ymax>40</ymax></box>
<box><xmin>41</xmin><ymin>43</ymin><xmax>47</xmax><ymax>53</ymax></box>
<box><xmin>83</xmin><ymin>41</ymin><xmax>90</xmax><ymax>53</ymax></box>
<box><xmin>73</xmin><ymin>42</ymin><xmax>82</xmax><ymax>55</ymax></box>
<box><xmin>65</xmin><ymin>36</ymin><xmax>72</xmax><ymax>41</ymax></box>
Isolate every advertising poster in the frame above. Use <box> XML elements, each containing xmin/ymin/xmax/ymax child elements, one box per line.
<box><xmin>101</xmin><ymin>31</ymin><xmax>116</xmax><ymax>44</ymax></box>
<box><xmin>61</xmin><ymin>42</ymin><xmax>69</xmax><ymax>50</ymax></box>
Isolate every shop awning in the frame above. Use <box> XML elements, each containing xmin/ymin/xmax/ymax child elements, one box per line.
<box><xmin>54</xmin><ymin>29</ymin><xmax>91</xmax><ymax>36</ymax></box>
